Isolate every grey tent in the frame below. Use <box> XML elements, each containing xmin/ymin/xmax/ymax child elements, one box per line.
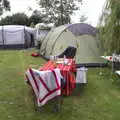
<box><xmin>40</xmin><ymin>23</ymin><xmax>106</xmax><ymax>67</ymax></box>
<box><xmin>0</xmin><ymin>25</ymin><xmax>36</xmax><ymax>49</ymax></box>
<box><xmin>35</xmin><ymin>23</ymin><xmax>54</xmax><ymax>48</ymax></box>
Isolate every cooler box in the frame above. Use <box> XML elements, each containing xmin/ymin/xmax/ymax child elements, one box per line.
<box><xmin>76</xmin><ymin>67</ymin><xmax>88</xmax><ymax>84</ymax></box>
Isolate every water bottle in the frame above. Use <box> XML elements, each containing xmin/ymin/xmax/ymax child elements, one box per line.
<box><xmin>64</xmin><ymin>55</ymin><xmax>66</xmax><ymax>65</ymax></box>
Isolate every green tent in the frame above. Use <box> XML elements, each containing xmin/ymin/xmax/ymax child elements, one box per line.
<box><xmin>40</xmin><ymin>23</ymin><xmax>106</xmax><ymax>67</ymax></box>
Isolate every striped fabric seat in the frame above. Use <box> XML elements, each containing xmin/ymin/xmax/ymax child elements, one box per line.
<box><xmin>25</xmin><ymin>68</ymin><xmax>62</xmax><ymax>107</ymax></box>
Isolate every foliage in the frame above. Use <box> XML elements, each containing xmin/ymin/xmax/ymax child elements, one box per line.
<box><xmin>0</xmin><ymin>16</ymin><xmax>12</xmax><ymax>25</ymax></box>
<box><xmin>29</xmin><ymin>10</ymin><xmax>45</xmax><ymax>25</ymax></box>
<box><xmin>37</xmin><ymin>0</ymin><xmax>82</xmax><ymax>26</ymax></box>
<box><xmin>79</xmin><ymin>14</ymin><xmax>88</xmax><ymax>22</ymax></box>
<box><xmin>11</xmin><ymin>13</ymin><xmax>29</xmax><ymax>25</ymax></box>
<box><xmin>0</xmin><ymin>13</ymin><xmax>29</xmax><ymax>25</ymax></box>
<box><xmin>0</xmin><ymin>10</ymin><xmax>48</xmax><ymax>26</ymax></box>
<box><xmin>98</xmin><ymin>0</ymin><xmax>120</xmax><ymax>54</ymax></box>
<box><xmin>29</xmin><ymin>22</ymin><xmax>35</xmax><ymax>28</ymax></box>
<box><xmin>0</xmin><ymin>0</ymin><xmax>10</xmax><ymax>15</ymax></box>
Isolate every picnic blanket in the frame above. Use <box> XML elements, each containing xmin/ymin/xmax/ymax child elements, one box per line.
<box><xmin>25</xmin><ymin>68</ymin><xmax>62</xmax><ymax>107</ymax></box>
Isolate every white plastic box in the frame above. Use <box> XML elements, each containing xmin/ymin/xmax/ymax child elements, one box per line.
<box><xmin>76</xmin><ymin>67</ymin><xmax>88</xmax><ymax>84</ymax></box>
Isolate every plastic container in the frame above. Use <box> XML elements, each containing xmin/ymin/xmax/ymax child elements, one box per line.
<box><xmin>76</xmin><ymin>67</ymin><xmax>88</xmax><ymax>84</ymax></box>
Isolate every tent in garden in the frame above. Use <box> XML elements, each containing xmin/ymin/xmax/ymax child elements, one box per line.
<box><xmin>0</xmin><ymin>25</ymin><xmax>36</xmax><ymax>49</ymax></box>
<box><xmin>40</xmin><ymin>23</ymin><xmax>106</xmax><ymax>67</ymax></box>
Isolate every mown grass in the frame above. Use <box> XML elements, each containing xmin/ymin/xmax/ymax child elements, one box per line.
<box><xmin>0</xmin><ymin>49</ymin><xmax>120</xmax><ymax>120</ymax></box>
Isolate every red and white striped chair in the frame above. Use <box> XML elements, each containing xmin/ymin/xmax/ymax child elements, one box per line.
<box><xmin>25</xmin><ymin>68</ymin><xmax>64</xmax><ymax>111</ymax></box>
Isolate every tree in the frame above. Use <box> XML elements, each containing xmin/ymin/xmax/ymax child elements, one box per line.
<box><xmin>0</xmin><ymin>0</ymin><xmax>10</xmax><ymax>15</ymax></box>
<box><xmin>29</xmin><ymin>10</ymin><xmax>44</xmax><ymax>25</ymax></box>
<box><xmin>0</xmin><ymin>13</ymin><xmax>29</xmax><ymax>25</ymax></box>
<box><xmin>37</xmin><ymin>0</ymin><xmax>82</xmax><ymax>26</ymax></box>
<box><xmin>0</xmin><ymin>15</ymin><xmax>12</xmax><ymax>25</ymax></box>
<box><xmin>98</xmin><ymin>0</ymin><xmax>120</xmax><ymax>54</ymax></box>
<box><xmin>79</xmin><ymin>15</ymin><xmax>88</xmax><ymax>23</ymax></box>
<box><xmin>12</xmin><ymin>13</ymin><xmax>29</xmax><ymax>25</ymax></box>
<box><xmin>30</xmin><ymin>22</ymin><xmax>35</xmax><ymax>28</ymax></box>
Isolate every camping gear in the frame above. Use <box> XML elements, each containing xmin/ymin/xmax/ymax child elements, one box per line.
<box><xmin>0</xmin><ymin>25</ymin><xmax>36</xmax><ymax>49</ymax></box>
<box><xmin>25</xmin><ymin>58</ymin><xmax>76</xmax><ymax>111</ymax></box>
<box><xmin>25</xmin><ymin>68</ymin><xmax>62</xmax><ymax>108</ymax></box>
<box><xmin>42</xmin><ymin>46</ymin><xmax>77</xmax><ymax>61</ymax></box>
<box><xmin>101</xmin><ymin>56</ymin><xmax>113</xmax><ymax>62</ymax></box>
<box><xmin>57</xmin><ymin>46</ymin><xmax>77</xmax><ymax>59</ymax></box>
<box><xmin>31</xmin><ymin>52</ymin><xmax>40</xmax><ymax>57</ymax></box>
<box><xmin>101</xmin><ymin>54</ymin><xmax>120</xmax><ymax>71</ymax></box>
<box><xmin>40</xmin><ymin>23</ymin><xmax>106</xmax><ymax>67</ymax></box>
<box><xmin>40</xmin><ymin>59</ymin><xmax>76</xmax><ymax>96</ymax></box>
<box><xmin>76</xmin><ymin>67</ymin><xmax>88</xmax><ymax>84</ymax></box>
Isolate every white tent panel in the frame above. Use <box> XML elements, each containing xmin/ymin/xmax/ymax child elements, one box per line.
<box><xmin>4</xmin><ymin>30</ymin><xmax>25</xmax><ymax>45</ymax></box>
<box><xmin>0</xmin><ymin>30</ymin><xmax>3</xmax><ymax>45</ymax></box>
<box><xmin>0</xmin><ymin>25</ymin><xmax>36</xmax><ymax>49</ymax></box>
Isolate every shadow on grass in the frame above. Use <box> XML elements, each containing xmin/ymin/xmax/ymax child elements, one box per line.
<box><xmin>28</xmin><ymin>88</ymin><xmax>73</xmax><ymax>116</ymax></box>
<box><xmin>112</xmin><ymin>74</ymin><xmax>120</xmax><ymax>88</ymax></box>
<box><xmin>71</xmin><ymin>83</ymin><xmax>87</xmax><ymax>97</ymax></box>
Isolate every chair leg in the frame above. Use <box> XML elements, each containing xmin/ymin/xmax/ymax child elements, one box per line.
<box><xmin>33</xmin><ymin>96</ymin><xmax>44</xmax><ymax>112</ymax></box>
<box><xmin>53</xmin><ymin>96</ymin><xmax>63</xmax><ymax>112</ymax></box>
<box><xmin>32</xmin><ymin>90</ymin><xmax>63</xmax><ymax>112</ymax></box>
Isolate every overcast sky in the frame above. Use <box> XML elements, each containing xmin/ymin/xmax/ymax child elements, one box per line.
<box><xmin>3</xmin><ymin>0</ymin><xmax>106</xmax><ymax>27</ymax></box>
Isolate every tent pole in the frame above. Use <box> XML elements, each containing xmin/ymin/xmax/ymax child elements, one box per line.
<box><xmin>24</xmin><ymin>26</ymin><xmax>27</xmax><ymax>49</ymax></box>
<box><xmin>24</xmin><ymin>26</ymin><xmax>25</xmax><ymax>49</ymax></box>
<box><xmin>2</xmin><ymin>26</ymin><xmax>4</xmax><ymax>49</ymax></box>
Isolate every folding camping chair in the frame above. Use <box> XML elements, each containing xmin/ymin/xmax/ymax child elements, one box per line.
<box><xmin>25</xmin><ymin>68</ymin><xmax>66</xmax><ymax>112</ymax></box>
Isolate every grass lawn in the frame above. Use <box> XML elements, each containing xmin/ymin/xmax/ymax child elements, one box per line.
<box><xmin>0</xmin><ymin>49</ymin><xmax>120</xmax><ymax>120</ymax></box>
